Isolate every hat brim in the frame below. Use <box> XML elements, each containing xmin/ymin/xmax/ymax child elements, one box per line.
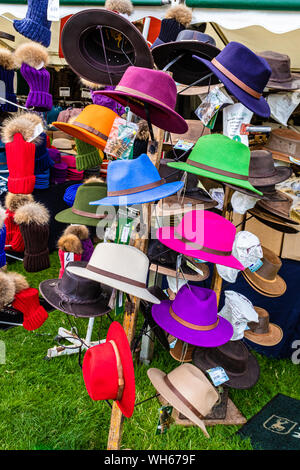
<box><xmin>256</xmin><ymin>200</ymin><xmax>300</xmax><ymax>225</ymax></box>
<box><xmin>106</xmin><ymin>321</ymin><xmax>136</xmax><ymax>418</ymax></box>
<box><xmin>154</xmin><ymin>195</ymin><xmax>218</xmax><ymax>216</ymax></box>
<box><xmin>156</xmin><ymin>226</ymin><xmax>245</xmax><ymax>270</ymax></box>
<box><xmin>66</xmin><ymin>264</ymin><xmax>161</xmax><ymax>305</ymax></box>
<box><xmin>93</xmin><ymin>90</ymin><xmax>188</xmax><ymax>134</ymax></box>
<box><xmin>192</xmin><ymin>346</ymin><xmax>260</xmax><ymax>389</ymax></box>
<box><xmin>152</xmin><ymin>41</ymin><xmax>221</xmax><ymax>86</ymax></box>
<box><xmin>52</xmin><ymin>121</ymin><xmax>107</xmax><ymax>150</ymax></box>
<box><xmin>193</xmin><ymin>56</ymin><xmax>270</xmax><ymax>119</ymax></box>
<box><xmin>249</xmin><ymin>207</ymin><xmax>300</xmax><ymax>234</ymax></box>
<box><xmin>244</xmin><ymin>322</ymin><xmax>283</xmax><ymax>346</ymax></box>
<box><xmin>262</xmin><ymin>147</ymin><xmax>300</xmax><ymax>164</ymax></box>
<box><xmin>147</xmin><ymin>367</ymin><xmax>210</xmax><ymax>437</ymax></box>
<box><xmin>242</xmin><ymin>269</ymin><xmax>287</xmax><ymax>297</ymax></box>
<box><xmin>249</xmin><ymin>166</ymin><xmax>292</xmax><ymax>187</ymax></box>
<box><xmin>61</xmin><ymin>9</ymin><xmax>153</xmax><ymax>86</ymax></box>
<box><xmin>39</xmin><ymin>279</ymin><xmax>112</xmax><ymax>318</ymax></box>
<box><xmin>151</xmin><ymin>299</ymin><xmax>233</xmax><ymax>347</ymax></box>
<box><xmin>150</xmin><ymin>262</ymin><xmax>210</xmax><ymax>282</ymax></box>
<box><xmin>267</xmin><ymin>73</ymin><xmax>300</xmax><ymax>91</ymax></box>
<box><xmin>224</xmin><ymin>183</ymin><xmax>287</xmax><ymax>202</ymax></box>
<box><xmin>89</xmin><ymin>181</ymin><xmax>184</xmax><ymax>206</ymax></box>
<box><xmin>55</xmin><ymin>207</ymin><xmax>112</xmax><ymax>229</ymax></box>
<box><xmin>167</xmin><ymin>161</ymin><xmax>262</xmax><ymax>196</ymax></box>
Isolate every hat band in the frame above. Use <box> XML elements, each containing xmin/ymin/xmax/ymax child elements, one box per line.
<box><xmin>211</xmin><ymin>58</ymin><xmax>262</xmax><ymax>99</ymax></box>
<box><xmin>107</xmin><ymin>178</ymin><xmax>166</xmax><ymax>197</ymax></box>
<box><xmin>71</xmin><ymin>207</ymin><xmax>106</xmax><ymax>219</ymax></box>
<box><xmin>174</xmin><ymin>232</ymin><xmax>232</xmax><ymax>257</ymax></box>
<box><xmin>109</xmin><ymin>340</ymin><xmax>125</xmax><ymax>402</ymax></box>
<box><xmin>73</xmin><ymin>121</ymin><xmax>108</xmax><ymax>142</ymax></box>
<box><xmin>186</xmin><ymin>159</ymin><xmax>249</xmax><ymax>181</ymax></box>
<box><xmin>86</xmin><ymin>264</ymin><xmax>147</xmax><ymax>289</ymax></box>
<box><xmin>163</xmin><ymin>375</ymin><xmax>205</xmax><ymax>421</ymax></box>
<box><xmin>170</xmin><ymin>306</ymin><xmax>219</xmax><ymax>331</ymax></box>
<box><xmin>115</xmin><ymin>85</ymin><xmax>170</xmax><ymax>109</ymax></box>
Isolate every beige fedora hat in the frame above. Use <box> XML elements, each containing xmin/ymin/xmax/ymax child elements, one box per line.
<box><xmin>67</xmin><ymin>243</ymin><xmax>161</xmax><ymax>304</ymax></box>
<box><xmin>52</xmin><ymin>138</ymin><xmax>77</xmax><ymax>155</ymax></box>
<box><xmin>147</xmin><ymin>363</ymin><xmax>219</xmax><ymax>437</ymax></box>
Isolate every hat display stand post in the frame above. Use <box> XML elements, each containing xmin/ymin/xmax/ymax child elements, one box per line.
<box><xmin>107</xmin><ymin>127</ymin><xmax>165</xmax><ymax>451</ymax></box>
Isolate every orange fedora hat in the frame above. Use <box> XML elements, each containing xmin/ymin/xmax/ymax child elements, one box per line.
<box><xmin>52</xmin><ymin>104</ymin><xmax>118</xmax><ymax>150</ymax></box>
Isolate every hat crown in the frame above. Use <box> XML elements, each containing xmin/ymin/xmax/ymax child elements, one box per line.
<box><xmin>73</xmin><ymin>182</ymin><xmax>107</xmax><ymax>214</ymax></box>
<box><xmin>116</xmin><ymin>66</ymin><xmax>177</xmax><ymax>111</ymax></box>
<box><xmin>248</xmin><ymin>307</ymin><xmax>270</xmax><ymax>334</ymax></box>
<box><xmin>175</xmin><ymin>209</ymin><xmax>236</xmax><ymax>254</ymax></box>
<box><xmin>172</xmin><ymin>284</ymin><xmax>218</xmax><ymax>327</ymax></box>
<box><xmin>259</xmin><ymin>50</ymin><xmax>292</xmax><ymax>82</ymax></box>
<box><xmin>73</xmin><ymin>104</ymin><xmax>118</xmax><ymax>139</ymax></box>
<box><xmin>107</xmin><ymin>153</ymin><xmax>161</xmax><ymax>195</ymax></box>
<box><xmin>88</xmin><ymin>242</ymin><xmax>150</xmax><ymax>286</ymax></box>
<box><xmin>53</xmin><ymin>138</ymin><xmax>73</xmax><ymax>150</ymax></box>
<box><xmin>252</xmin><ymin>246</ymin><xmax>282</xmax><ymax>281</ymax></box>
<box><xmin>189</xmin><ymin>134</ymin><xmax>251</xmax><ymax>177</ymax></box>
<box><xmin>58</xmin><ymin>261</ymin><xmax>103</xmax><ymax>304</ymax></box>
<box><xmin>159</xmin><ymin>158</ymin><xmax>198</xmax><ymax>190</ymax></box>
<box><xmin>209</xmin><ymin>340</ymin><xmax>249</xmax><ymax>374</ymax></box>
<box><xmin>177</xmin><ymin>29</ymin><xmax>216</xmax><ymax>46</ymax></box>
<box><xmin>259</xmin><ymin>192</ymin><xmax>293</xmax><ymax>218</ymax></box>
<box><xmin>249</xmin><ymin>150</ymin><xmax>276</xmax><ymax>178</ymax></box>
<box><xmin>167</xmin><ymin>363</ymin><xmax>218</xmax><ymax>415</ymax></box>
<box><xmin>215</xmin><ymin>41</ymin><xmax>271</xmax><ymax>93</ymax></box>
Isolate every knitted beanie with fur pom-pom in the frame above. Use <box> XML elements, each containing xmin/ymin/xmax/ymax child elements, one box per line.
<box><xmin>0</xmin><ymin>271</ymin><xmax>16</xmax><ymax>311</ymax></box>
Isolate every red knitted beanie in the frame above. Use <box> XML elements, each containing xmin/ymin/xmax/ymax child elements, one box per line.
<box><xmin>6</xmin><ymin>133</ymin><xmax>36</xmax><ymax>194</ymax></box>
<box><xmin>12</xmin><ymin>287</ymin><xmax>48</xmax><ymax>331</ymax></box>
<box><xmin>58</xmin><ymin>249</ymin><xmax>82</xmax><ymax>278</ymax></box>
<box><xmin>4</xmin><ymin>209</ymin><xmax>25</xmax><ymax>252</ymax></box>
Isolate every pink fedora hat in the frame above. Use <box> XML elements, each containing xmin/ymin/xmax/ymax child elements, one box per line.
<box><xmin>94</xmin><ymin>66</ymin><xmax>188</xmax><ymax>134</ymax></box>
<box><xmin>156</xmin><ymin>210</ymin><xmax>244</xmax><ymax>270</ymax></box>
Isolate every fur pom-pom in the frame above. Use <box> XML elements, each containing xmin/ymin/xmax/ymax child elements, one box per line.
<box><xmin>0</xmin><ymin>272</ymin><xmax>16</xmax><ymax>310</ymax></box>
<box><xmin>136</xmin><ymin>120</ymin><xmax>150</xmax><ymax>141</ymax></box>
<box><xmin>7</xmin><ymin>272</ymin><xmax>29</xmax><ymax>293</ymax></box>
<box><xmin>64</xmin><ymin>225</ymin><xmax>89</xmax><ymax>241</ymax></box>
<box><xmin>0</xmin><ymin>48</ymin><xmax>15</xmax><ymax>70</ymax></box>
<box><xmin>1</xmin><ymin>112</ymin><xmax>44</xmax><ymax>144</ymax></box>
<box><xmin>14</xmin><ymin>42</ymin><xmax>49</xmax><ymax>69</ymax></box>
<box><xmin>14</xmin><ymin>202</ymin><xmax>50</xmax><ymax>226</ymax></box>
<box><xmin>0</xmin><ymin>205</ymin><xmax>5</xmax><ymax>229</ymax></box>
<box><xmin>5</xmin><ymin>193</ymin><xmax>34</xmax><ymax>212</ymax></box>
<box><xmin>165</xmin><ymin>4</ymin><xmax>192</xmax><ymax>27</ymax></box>
<box><xmin>84</xmin><ymin>177</ymin><xmax>104</xmax><ymax>184</ymax></box>
<box><xmin>105</xmin><ymin>0</ymin><xmax>133</xmax><ymax>15</ymax></box>
<box><xmin>80</xmin><ymin>78</ymin><xmax>102</xmax><ymax>90</ymax></box>
<box><xmin>58</xmin><ymin>234</ymin><xmax>83</xmax><ymax>254</ymax></box>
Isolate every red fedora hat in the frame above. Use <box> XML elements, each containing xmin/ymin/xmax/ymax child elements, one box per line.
<box><xmin>82</xmin><ymin>321</ymin><xmax>135</xmax><ymax>418</ymax></box>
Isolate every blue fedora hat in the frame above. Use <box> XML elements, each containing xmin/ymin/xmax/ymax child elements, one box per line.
<box><xmin>193</xmin><ymin>42</ymin><xmax>272</xmax><ymax>118</ymax></box>
<box><xmin>90</xmin><ymin>154</ymin><xmax>184</xmax><ymax>206</ymax></box>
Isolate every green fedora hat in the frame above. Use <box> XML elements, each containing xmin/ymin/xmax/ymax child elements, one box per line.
<box><xmin>55</xmin><ymin>182</ymin><xmax>113</xmax><ymax>227</ymax></box>
<box><xmin>168</xmin><ymin>134</ymin><xmax>262</xmax><ymax>196</ymax></box>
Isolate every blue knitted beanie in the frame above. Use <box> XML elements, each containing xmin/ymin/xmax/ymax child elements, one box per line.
<box><xmin>13</xmin><ymin>0</ymin><xmax>52</xmax><ymax>48</ymax></box>
<box><xmin>0</xmin><ymin>225</ymin><xmax>6</xmax><ymax>268</ymax></box>
<box><xmin>34</xmin><ymin>133</ymin><xmax>54</xmax><ymax>174</ymax></box>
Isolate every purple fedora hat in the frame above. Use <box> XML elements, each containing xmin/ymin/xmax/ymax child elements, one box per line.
<box><xmin>151</xmin><ymin>284</ymin><xmax>233</xmax><ymax>347</ymax></box>
<box><xmin>94</xmin><ymin>66</ymin><xmax>188</xmax><ymax>134</ymax></box>
<box><xmin>193</xmin><ymin>42</ymin><xmax>272</xmax><ymax>118</ymax></box>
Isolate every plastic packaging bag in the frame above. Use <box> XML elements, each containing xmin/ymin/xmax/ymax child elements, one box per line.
<box><xmin>104</xmin><ymin>117</ymin><xmax>138</xmax><ymax>160</ymax></box>
<box><xmin>195</xmin><ymin>87</ymin><xmax>233</xmax><ymax>126</ymax></box>
<box><xmin>219</xmin><ymin>290</ymin><xmax>258</xmax><ymax>341</ymax></box>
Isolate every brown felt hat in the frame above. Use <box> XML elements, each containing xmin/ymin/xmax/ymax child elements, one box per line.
<box><xmin>192</xmin><ymin>340</ymin><xmax>260</xmax><ymax>390</ymax></box>
<box><xmin>244</xmin><ymin>307</ymin><xmax>283</xmax><ymax>346</ymax></box>
<box><xmin>256</xmin><ymin>192</ymin><xmax>300</xmax><ymax>225</ymax></box>
<box><xmin>263</xmin><ymin>128</ymin><xmax>300</xmax><ymax>164</ymax></box>
<box><xmin>248</xmin><ymin>150</ymin><xmax>292</xmax><ymax>187</ymax></box>
<box><xmin>249</xmin><ymin>206</ymin><xmax>300</xmax><ymax>234</ymax></box>
<box><xmin>242</xmin><ymin>246</ymin><xmax>286</xmax><ymax>297</ymax></box>
<box><xmin>168</xmin><ymin>336</ymin><xmax>195</xmax><ymax>363</ymax></box>
<box><xmin>259</xmin><ymin>51</ymin><xmax>300</xmax><ymax>91</ymax></box>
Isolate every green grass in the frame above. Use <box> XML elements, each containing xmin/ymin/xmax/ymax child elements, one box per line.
<box><xmin>0</xmin><ymin>251</ymin><xmax>299</xmax><ymax>450</ymax></box>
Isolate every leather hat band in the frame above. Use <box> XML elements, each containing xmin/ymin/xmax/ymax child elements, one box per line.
<box><xmin>72</xmin><ymin>207</ymin><xmax>106</xmax><ymax>219</ymax></box>
<box><xmin>107</xmin><ymin>178</ymin><xmax>166</xmax><ymax>197</ymax></box>
<box><xmin>163</xmin><ymin>375</ymin><xmax>205</xmax><ymax>421</ymax></box>
<box><xmin>73</xmin><ymin>121</ymin><xmax>108</xmax><ymax>141</ymax></box>
<box><xmin>186</xmin><ymin>159</ymin><xmax>249</xmax><ymax>181</ymax></box>
<box><xmin>170</xmin><ymin>306</ymin><xmax>219</xmax><ymax>331</ymax></box>
<box><xmin>174</xmin><ymin>232</ymin><xmax>232</xmax><ymax>257</ymax></box>
<box><xmin>211</xmin><ymin>58</ymin><xmax>262</xmax><ymax>99</ymax></box>
<box><xmin>109</xmin><ymin>340</ymin><xmax>125</xmax><ymax>402</ymax></box>
<box><xmin>86</xmin><ymin>264</ymin><xmax>147</xmax><ymax>289</ymax></box>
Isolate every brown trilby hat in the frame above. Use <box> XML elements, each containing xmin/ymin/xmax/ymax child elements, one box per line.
<box><xmin>168</xmin><ymin>337</ymin><xmax>195</xmax><ymax>362</ymax></box>
<box><xmin>256</xmin><ymin>192</ymin><xmax>300</xmax><ymax>225</ymax></box>
<box><xmin>244</xmin><ymin>307</ymin><xmax>283</xmax><ymax>346</ymax></box>
<box><xmin>193</xmin><ymin>340</ymin><xmax>260</xmax><ymax>389</ymax></box>
<box><xmin>248</xmin><ymin>150</ymin><xmax>292</xmax><ymax>187</ymax></box>
<box><xmin>259</xmin><ymin>51</ymin><xmax>300</xmax><ymax>91</ymax></box>
<box><xmin>249</xmin><ymin>206</ymin><xmax>300</xmax><ymax>234</ymax></box>
<box><xmin>263</xmin><ymin>128</ymin><xmax>300</xmax><ymax>163</ymax></box>
<box><xmin>147</xmin><ymin>363</ymin><xmax>219</xmax><ymax>437</ymax></box>
<box><xmin>242</xmin><ymin>246</ymin><xmax>286</xmax><ymax>297</ymax></box>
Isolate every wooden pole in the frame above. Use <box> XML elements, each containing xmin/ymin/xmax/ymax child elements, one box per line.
<box><xmin>210</xmin><ymin>186</ymin><xmax>234</xmax><ymax>306</ymax></box>
<box><xmin>107</xmin><ymin>128</ymin><xmax>164</xmax><ymax>450</ymax></box>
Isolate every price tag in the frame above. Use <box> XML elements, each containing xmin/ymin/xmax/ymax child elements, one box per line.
<box><xmin>28</xmin><ymin>123</ymin><xmax>44</xmax><ymax>142</ymax></box>
<box><xmin>289</xmin><ymin>156</ymin><xmax>300</xmax><ymax>165</ymax></box>
<box><xmin>174</xmin><ymin>140</ymin><xmax>194</xmax><ymax>151</ymax></box>
<box><xmin>206</xmin><ymin>367</ymin><xmax>229</xmax><ymax>386</ymax></box>
<box><xmin>64</xmin><ymin>252</ymin><xmax>74</xmax><ymax>266</ymax></box>
<box><xmin>115</xmin><ymin>290</ymin><xmax>124</xmax><ymax>316</ymax></box>
<box><xmin>156</xmin><ymin>406</ymin><xmax>173</xmax><ymax>435</ymax></box>
<box><xmin>47</xmin><ymin>0</ymin><xmax>60</xmax><ymax>21</ymax></box>
<box><xmin>169</xmin><ymin>339</ymin><xmax>177</xmax><ymax>349</ymax></box>
<box><xmin>248</xmin><ymin>258</ymin><xmax>263</xmax><ymax>273</ymax></box>
<box><xmin>59</xmin><ymin>87</ymin><xmax>70</xmax><ymax>97</ymax></box>
<box><xmin>0</xmin><ymin>80</ymin><xmax>6</xmax><ymax>102</ymax></box>
<box><xmin>81</xmin><ymin>88</ymin><xmax>91</xmax><ymax>99</ymax></box>
<box><xmin>186</xmin><ymin>260</ymin><xmax>204</xmax><ymax>276</ymax></box>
